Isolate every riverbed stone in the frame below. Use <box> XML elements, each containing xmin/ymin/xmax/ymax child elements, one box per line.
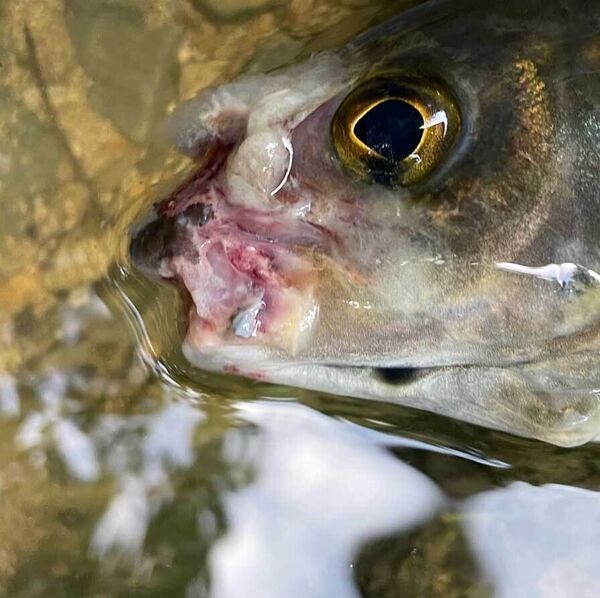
<box><xmin>194</xmin><ymin>0</ymin><xmax>275</xmax><ymax>21</ymax></box>
<box><xmin>65</xmin><ymin>0</ymin><xmax>182</xmax><ymax>144</ymax></box>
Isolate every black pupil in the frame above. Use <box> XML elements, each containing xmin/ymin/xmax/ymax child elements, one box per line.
<box><xmin>353</xmin><ymin>99</ymin><xmax>424</xmax><ymax>162</ymax></box>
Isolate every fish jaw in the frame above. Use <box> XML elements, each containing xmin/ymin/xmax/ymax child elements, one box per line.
<box><xmin>130</xmin><ymin>166</ymin><xmax>332</xmax><ymax>355</ymax></box>
<box><xmin>170</xmin><ymin>230</ymin><xmax>323</xmax><ymax>356</ymax></box>
<box><xmin>181</xmin><ymin>341</ymin><xmax>600</xmax><ymax>448</ymax></box>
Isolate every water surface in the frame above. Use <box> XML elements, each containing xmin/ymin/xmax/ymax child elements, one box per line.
<box><xmin>0</xmin><ymin>1</ymin><xmax>599</xmax><ymax>596</ymax></box>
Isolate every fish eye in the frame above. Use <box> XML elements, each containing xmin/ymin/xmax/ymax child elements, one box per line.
<box><xmin>332</xmin><ymin>76</ymin><xmax>461</xmax><ymax>186</ymax></box>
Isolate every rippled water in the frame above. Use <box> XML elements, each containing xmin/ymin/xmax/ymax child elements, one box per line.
<box><xmin>0</xmin><ymin>1</ymin><xmax>599</xmax><ymax>596</ymax></box>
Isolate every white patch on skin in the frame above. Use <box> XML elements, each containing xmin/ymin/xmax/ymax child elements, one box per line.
<box><xmin>229</xmin><ymin>130</ymin><xmax>291</xmax><ymax>198</ymax></box>
<box><xmin>167</xmin><ymin>52</ymin><xmax>359</xmax><ymax>218</ymax></box>
<box><xmin>495</xmin><ymin>261</ymin><xmax>600</xmax><ymax>287</ymax></box>
<box><xmin>246</xmin><ymin>54</ymin><xmax>352</xmax><ymax>133</ymax></box>
<box><xmin>225</xmin><ymin>173</ymin><xmax>272</xmax><ymax>210</ymax></box>
<box><xmin>167</xmin><ymin>52</ymin><xmax>352</xmax><ymax>157</ymax></box>
<box><xmin>220</xmin><ymin>54</ymin><xmax>349</xmax><ymax>204</ymax></box>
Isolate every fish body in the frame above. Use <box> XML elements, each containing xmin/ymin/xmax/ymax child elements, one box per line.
<box><xmin>131</xmin><ymin>0</ymin><xmax>600</xmax><ymax>446</ymax></box>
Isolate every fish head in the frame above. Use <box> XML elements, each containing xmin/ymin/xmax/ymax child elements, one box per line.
<box><xmin>130</xmin><ymin>0</ymin><xmax>600</xmax><ymax>445</ymax></box>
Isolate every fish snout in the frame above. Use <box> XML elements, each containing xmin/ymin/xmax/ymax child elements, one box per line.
<box><xmin>129</xmin><ymin>202</ymin><xmax>213</xmax><ymax>277</ymax></box>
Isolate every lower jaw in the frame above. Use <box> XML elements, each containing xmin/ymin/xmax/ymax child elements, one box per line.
<box><xmin>180</xmin><ymin>343</ymin><xmax>600</xmax><ymax>447</ymax></box>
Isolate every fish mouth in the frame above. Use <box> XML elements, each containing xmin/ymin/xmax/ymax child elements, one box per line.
<box><xmin>179</xmin><ymin>340</ymin><xmax>600</xmax><ymax>447</ymax></box>
<box><xmin>129</xmin><ymin>167</ymin><xmax>334</xmax><ymax>356</ymax></box>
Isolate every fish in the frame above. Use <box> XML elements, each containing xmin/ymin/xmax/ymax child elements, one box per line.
<box><xmin>130</xmin><ymin>0</ymin><xmax>600</xmax><ymax>446</ymax></box>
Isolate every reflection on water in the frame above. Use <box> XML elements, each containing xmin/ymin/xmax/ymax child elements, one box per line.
<box><xmin>90</xmin><ymin>401</ymin><xmax>203</xmax><ymax>561</ymax></box>
<box><xmin>0</xmin><ymin>374</ymin><xmax>20</xmax><ymax>418</ymax></box>
<box><xmin>17</xmin><ymin>369</ymin><xmax>101</xmax><ymax>482</ymax></box>
<box><xmin>3</xmin><ymin>351</ymin><xmax>600</xmax><ymax>596</ymax></box>
<box><xmin>464</xmin><ymin>483</ymin><xmax>600</xmax><ymax>598</ymax></box>
<box><xmin>1</xmin><ymin>0</ymin><xmax>600</xmax><ymax>596</ymax></box>
<box><xmin>209</xmin><ymin>403</ymin><xmax>442</xmax><ymax>598</ymax></box>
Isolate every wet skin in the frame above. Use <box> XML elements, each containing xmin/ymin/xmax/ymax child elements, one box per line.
<box><xmin>131</xmin><ymin>0</ymin><xmax>600</xmax><ymax>446</ymax></box>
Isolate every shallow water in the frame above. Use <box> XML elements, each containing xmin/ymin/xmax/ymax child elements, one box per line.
<box><xmin>0</xmin><ymin>0</ymin><xmax>599</xmax><ymax>596</ymax></box>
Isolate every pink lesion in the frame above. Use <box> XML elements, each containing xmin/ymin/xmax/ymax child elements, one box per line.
<box><xmin>156</xmin><ymin>142</ymin><xmax>232</xmax><ymax>218</ymax></box>
<box><xmin>223</xmin><ymin>364</ymin><xmax>266</xmax><ymax>381</ymax></box>
<box><xmin>156</xmin><ymin>175</ymin><xmax>324</xmax><ymax>349</ymax></box>
<box><xmin>226</xmin><ymin>245</ymin><xmax>280</xmax><ymax>286</ymax></box>
<box><xmin>149</xmin><ymin>95</ymin><xmax>377</xmax><ymax>353</ymax></box>
<box><xmin>247</xmin><ymin>371</ymin><xmax>267</xmax><ymax>381</ymax></box>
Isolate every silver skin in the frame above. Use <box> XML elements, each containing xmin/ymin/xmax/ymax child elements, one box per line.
<box><xmin>131</xmin><ymin>0</ymin><xmax>600</xmax><ymax>446</ymax></box>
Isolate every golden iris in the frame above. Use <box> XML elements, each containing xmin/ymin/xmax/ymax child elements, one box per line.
<box><xmin>332</xmin><ymin>76</ymin><xmax>461</xmax><ymax>186</ymax></box>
